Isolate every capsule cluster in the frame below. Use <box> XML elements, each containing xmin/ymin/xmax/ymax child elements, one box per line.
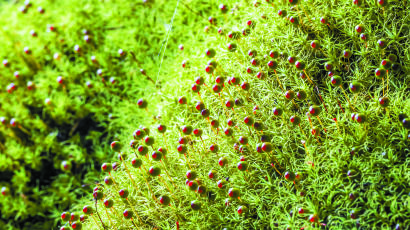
<box><xmin>63</xmin><ymin>0</ymin><xmax>408</xmax><ymax>229</ymax></box>
<box><xmin>0</xmin><ymin>0</ymin><xmax>190</xmax><ymax>229</ymax></box>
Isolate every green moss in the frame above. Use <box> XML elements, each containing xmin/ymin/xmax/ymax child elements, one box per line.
<box><xmin>0</xmin><ymin>0</ymin><xmax>207</xmax><ymax>229</ymax></box>
<box><xmin>0</xmin><ymin>0</ymin><xmax>409</xmax><ymax>229</ymax></box>
<box><xmin>70</xmin><ymin>0</ymin><xmax>409</xmax><ymax>229</ymax></box>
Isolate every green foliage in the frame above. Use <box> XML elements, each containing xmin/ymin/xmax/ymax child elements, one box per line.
<box><xmin>0</xmin><ymin>0</ymin><xmax>205</xmax><ymax>229</ymax></box>
<box><xmin>66</xmin><ymin>0</ymin><xmax>409</xmax><ymax>230</ymax></box>
<box><xmin>0</xmin><ymin>0</ymin><xmax>409</xmax><ymax>229</ymax></box>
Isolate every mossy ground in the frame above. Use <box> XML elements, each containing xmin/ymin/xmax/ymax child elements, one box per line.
<box><xmin>67</xmin><ymin>0</ymin><xmax>409</xmax><ymax>230</ymax></box>
<box><xmin>0</xmin><ymin>0</ymin><xmax>409</xmax><ymax>230</ymax></box>
<box><xmin>0</xmin><ymin>0</ymin><xmax>208</xmax><ymax>229</ymax></box>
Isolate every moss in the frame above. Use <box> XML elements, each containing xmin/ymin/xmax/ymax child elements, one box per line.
<box><xmin>0</xmin><ymin>0</ymin><xmax>206</xmax><ymax>229</ymax></box>
<box><xmin>1</xmin><ymin>0</ymin><xmax>409</xmax><ymax>229</ymax></box>
<box><xmin>70</xmin><ymin>0</ymin><xmax>408</xmax><ymax>229</ymax></box>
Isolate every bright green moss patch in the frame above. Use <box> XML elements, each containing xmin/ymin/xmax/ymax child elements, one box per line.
<box><xmin>0</xmin><ymin>0</ymin><xmax>209</xmax><ymax>229</ymax></box>
<box><xmin>64</xmin><ymin>0</ymin><xmax>409</xmax><ymax>230</ymax></box>
<box><xmin>1</xmin><ymin>0</ymin><xmax>409</xmax><ymax>229</ymax></box>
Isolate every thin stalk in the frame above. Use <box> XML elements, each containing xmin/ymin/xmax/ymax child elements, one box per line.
<box><xmin>303</xmin><ymin>69</ymin><xmax>314</xmax><ymax>85</ymax></box>
<box><xmin>120</xmin><ymin>157</ymin><xmax>139</xmax><ymax>193</ymax></box>
<box><xmin>111</xmin><ymin>207</ymin><xmax>121</xmax><ymax>219</ymax></box>
<box><xmin>307</xmin><ymin>114</ymin><xmax>313</xmax><ymax>129</ymax></box>
<box><xmin>298</xmin><ymin>124</ymin><xmax>308</xmax><ymax>139</ymax></box>
<box><xmin>274</xmin><ymin>70</ymin><xmax>284</xmax><ymax>90</ymax></box>
<box><xmin>315</xmin><ymin>86</ymin><xmax>329</xmax><ymax>113</ymax></box>
<box><xmin>125</xmin><ymin>198</ymin><xmax>143</xmax><ymax>226</ymax></box>
<box><xmin>162</xmin><ymin>134</ymin><xmax>170</xmax><ymax>151</ymax></box>
<box><xmin>302</xmin><ymin>140</ymin><xmax>310</xmax><ymax>158</ymax></box>
<box><xmin>95</xmin><ymin>200</ymin><xmax>106</xmax><ymax>229</ymax></box>
<box><xmin>319</xmin><ymin>48</ymin><xmax>328</xmax><ymax>57</ymax></box>
<box><xmin>218</xmin><ymin>93</ymin><xmax>229</xmax><ymax>117</ymax></box>
<box><xmin>316</xmin><ymin>116</ymin><xmax>327</xmax><ymax>133</ymax></box>
<box><xmin>130</xmin><ymin>218</ymin><xmax>139</xmax><ymax>229</ymax></box>
<box><xmin>197</xmin><ymin>92</ymin><xmax>203</xmax><ymax>103</ymax></box>
<box><xmin>104</xmin><ymin>207</ymin><xmax>118</xmax><ymax>230</ymax></box>
<box><xmin>161</xmin><ymin>160</ymin><xmax>176</xmax><ymax>189</ymax></box>
<box><xmin>140</xmin><ymin>166</ymin><xmax>157</xmax><ymax>201</ymax></box>
<box><xmin>386</xmin><ymin>70</ymin><xmax>389</xmax><ymax>94</ymax></box>
<box><xmin>339</xmin><ymin>86</ymin><xmax>354</xmax><ymax>111</ymax></box>
<box><xmin>184</xmin><ymin>153</ymin><xmax>192</xmax><ymax>170</ymax></box>
<box><xmin>336</xmin><ymin>97</ymin><xmax>345</xmax><ymax>113</ymax></box>
<box><xmin>159</xmin><ymin>175</ymin><xmax>173</xmax><ymax>193</ymax></box>
<box><xmin>199</xmin><ymin>136</ymin><xmax>206</xmax><ymax>151</ymax></box>
<box><xmin>333</xmin><ymin>118</ymin><xmax>340</xmax><ymax>133</ymax></box>
<box><xmin>108</xmin><ymin>172</ymin><xmax>120</xmax><ymax>191</ymax></box>
<box><xmin>91</xmin><ymin>214</ymin><xmax>103</xmax><ymax>230</ymax></box>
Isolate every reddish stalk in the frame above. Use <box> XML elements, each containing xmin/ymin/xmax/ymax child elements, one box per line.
<box><xmin>306</xmin><ymin>113</ymin><xmax>313</xmax><ymax>129</ymax></box>
<box><xmin>336</xmin><ymin>97</ymin><xmax>345</xmax><ymax>113</ymax></box>
<box><xmin>315</xmin><ymin>86</ymin><xmax>329</xmax><ymax>113</ymax></box>
<box><xmin>203</xmin><ymin>83</ymin><xmax>212</xmax><ymax>93</ymax></box>
<box><xmin>197</xmin><ymin>92</ymin><xmax>203</xmax><ymax>103</ymax></box>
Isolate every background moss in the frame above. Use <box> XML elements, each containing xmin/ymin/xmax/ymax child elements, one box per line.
<box><xmin>0</xmin><ymin>0</ymin><xmax>211</xmax><ymax>229</ymax></box>
<box><xmin>0</xmin><ymin>0</ymin><xmax>409</xmax><ymax>230</ymax></box>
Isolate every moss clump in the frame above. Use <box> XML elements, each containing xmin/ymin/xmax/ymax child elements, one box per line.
<box><xmin>1</xmin><ymin>0</ymin><xmax>409</xmax><ymax>229</ymax></box>
<box><xmin>65</xmin><ymin>0</ymin><xmax>409</xmax><ymax>229</ymax></box>
<box><xmin>0</xmin><ymin>0</ymin><xmax>208</xmax><ymax>229</ymax></box>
